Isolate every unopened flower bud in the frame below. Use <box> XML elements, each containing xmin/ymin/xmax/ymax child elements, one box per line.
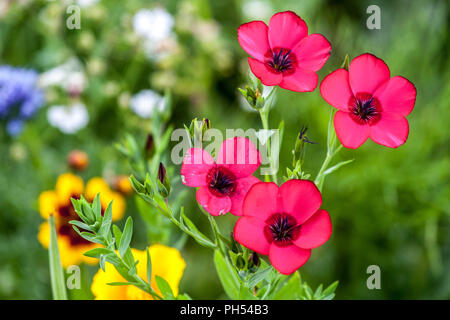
<box><xmin>157</xmin><ymin>162</ymin><xmax>171</xmax><ymax>198</ymax></box>
<box><xmin>129</xmin><ymin>175</ymin><xmax>145</xmax><ymax>194</ymax></box>
<box><xmin>145</xmin><ymin>134</ymin><xmax>155</xmax><ymax>159</ymax></box>
<box><xmin>236</xmin><ymin>255</ymin><xmax>246</xmax><ymax>270</ymax></box>
<box><xmin>248</xmin><ymin>252</ymin><xmax>260</xmax><ymax>269</ymax></box>
<box><xmin>67</xmin><ymin>150</ymin><xmax>89</xmax><ymax>171</ymax></box>
<box><xmin>144</xmin><ymin>173</ymin><xmax>154</xmax><ymax>197</ymax></box>
<box><xmin>203</xmin><ymin>118</ymin><xmax>210</xmax><ymax>129</ymax></box>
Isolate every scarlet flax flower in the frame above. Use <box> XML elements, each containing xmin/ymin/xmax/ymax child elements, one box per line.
<box><xmin>234</xmin><ymin>180</ymin><xmax>332</xmax><ymax>275</ymax></box>
<box><xmin>320</xmin><ymin>53</ymin><xmax>417</xmax><ymax>148</ymax></box>
<box><xmin>238</xmin><ymin>11</ymin><xmax>331</xmax><ymax>92</ymax></box>
<box><xmin>181</xmin><ymin>137</ymin><xmax>261</xmax><ymax>216</ymax></box>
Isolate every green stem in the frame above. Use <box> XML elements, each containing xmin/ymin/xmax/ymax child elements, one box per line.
<box><xmin>163</xmin><ymin>198</ymin><xmax>217</xmax><ymax>250</ymax></box>
<box><xmin>314</xmin><ymin>145</ymin><xmax>342</xmax><ymax>191</ymax></box>
<box><xmin>207</xmin><ymin>214</ymin><xmax>228</xmax><ymax>256</ymax></box>
<box><xmin>259</xmin><ymin>108</ymin><xmax>278</xmax><ymax>184</ymax></box>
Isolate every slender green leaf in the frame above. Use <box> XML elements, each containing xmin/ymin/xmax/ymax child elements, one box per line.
<box><xmin>68</xmin><ymin>220</ymin><xmax>92</xmax><ymax>231</ymax></box>
<box><xmin>146</xmin><ymin>248</ymin><xmax>152</xmax><ymax>285</ymax></box>
<box><xmin>323</xmin><ymin>159</ymin><xmax>354</xmax><ymax>176</ymax></box>
<box><xmin>272</xmin><ymin>271</ymin><xmax>302</xmax><ymax>300</ymax></box>
<box><xmin>48</xmin><ymin>215</ymin><xmax>67</xmax><ymax>300</ymax></box>
<box><xmin>92</xmin><ymin>193</ymin><xmax>102</xmax><ymax>221</ymax></box>
<box><xmin>155</xmin><ymin>276</ymin><xmax>174</xmax><ymax>300</ymax></box>
<box><xmin>180</xmin><ymin>210</ymin><xmax>216</xmax><ymax>249</ymax></box>
<box><xmin>213</xmin><ymin>250</ymin><xmax>240</xmax><ymax>300</ymax></box>
<box><xmin>99</xmin><ymin>201</ymin><xmax>113</xmax><ymax>238</ymax></box>
<box><xmin>247</xmin><ymin>267</ymin><xmax>271</xmax><ymax>288</ymax></box>
<box><xmin>107</xmin><ymin>282</ymin><xmax>138</xmax><ymax>286</ymax></box>
<box><xmin>83</xmin><ymin>247</ymin><xmax>112</xmax><ymax>258</ymax></box>
<box><xmin>119</xmin><ymin>217</ymin><xmax>133</xmax><ymax>257</ymax></box>
<box><xmin>112</xmin><ymin>224</ymin><xmax>122</xmax><ymax>246</ymax></box>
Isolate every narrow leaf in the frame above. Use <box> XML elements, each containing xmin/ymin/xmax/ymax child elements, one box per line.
<box><xmin>119</xmin><ymin>217</ymin><xmax>133</xmax><ymax>257</ymax></box>
<box><xmin>213</xmin><ymin>250</ymin><xmax>240</xmax><ymax>300</ymax></box>
<box><xmin>155</xmin><ymin>276</ymin><xmax>174</xmax><ymax>300</ymax></box>
<box><xmin>48</xmin><ymin>215</ymin><xmax>68</xmax><ymax>300</ymax></box>
<box><xmin>147</xmin><ymin>248</ymin><xmax>152</xmax><ymax>286</ymax></box>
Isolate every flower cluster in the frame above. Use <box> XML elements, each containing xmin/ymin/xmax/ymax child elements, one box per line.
<box><xmin>0</xmin><ymin>65</ymin><xmax>44</xmax><ymax>136</ymax></box>
<box><xmin>238</xmin><ymin>11</ymin><xmax>416</xmax><ymax>149</ymax></box>
<box><xmin>179</xmin><ymin>10</ymin><xmax>417</xmax><ymax>275</ymax></box>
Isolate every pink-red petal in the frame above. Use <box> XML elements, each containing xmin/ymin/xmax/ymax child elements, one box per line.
<box><xmin>373</xmin><ymin>76</ymin><xmax>416</xmax><ymax>117</ymax></box>
<box><xmin>369</xmin><ymin>112</ymin><xmax>409</xmax><ymax>148</ymax></box>
<box><xmin>268</xmin><ymin>11</ymin><xmax>308</xmax><ymax>50</ymax></box>
<box><xmin>248</xmin><ymin>57</ymin><xmax>283</xmax><ymax>86</ymax></box>
<box><xmin>334</xmin><ymin>110</ymin><xmax>370</xmax><ymax>149</ymax></box>
<box><xmin>293</xmin><ymin>210</ymin><xmax>332</xmax><ymax>249</ymax></box>
<box><xmin>292</xmin><ymin>34</ymin><xmax>331</xmax><ymax>72</ymax></box>
<box><xmin>229</xmin><ymin>175</ymin><xmax>261</xmax><ymax>216</ymax></box>
<box><xmin>237</xmin><ymin>21</ymin><xmax>270</xmax><ymax>62</ymax></box>
<box><xmin>320</xmin><ymin>69</ymin><xmax>353</xmax><ymax>111</ymax></box>
<box><xmin>234</xmin><ymin>216</ymin><xmax>270</xmax><ymax>255</ymax></box>
<box><xmin>216</xmin><ymin>137</ymin><xmax>261</xmax><ymax>178</ymax></box>
<box><xmin>180</xmin><ymin>148</ymin><xmax>215</xmax><ymax>187</ymax></box>
<box><xmin>242</xmin><ymin>182</ymin><xmax>281</xmax><ymax>220</ymax></box>
<box><xmin>269</xmin><ymin>244</ymin><xmax>311</xmax><ymax>275</ymax></box>
<box><xmin>349</xmin><ymin>53</ymin><xmax>390</xmax><ymax>96</ymax></box>
<box><xmin>196</xmin><ymin>187</ymin><xmax>231</xmax><ymax>216</ymax></box>
<box><xmin>279</xmin><ymin>180</ymin><xmax>322</xmax><ymax>225</ymax></box>
<box><xmin>279</xmin><ymin>67</ymin><xmax>318</xmax><ymax>92</ymax></box>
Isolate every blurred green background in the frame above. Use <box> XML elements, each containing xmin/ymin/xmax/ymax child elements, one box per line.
<box><xmin>0</xmin><ymin>0</ymin><xmax>449</xmax><ymax>299</ymax></box>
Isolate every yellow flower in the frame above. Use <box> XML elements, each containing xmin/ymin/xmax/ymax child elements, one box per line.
<box><xmin>91</xmin><ymin>245</ymin><xmax>186</xmax><ymax>300</ymax></box>
<box><xmin>114</xmin><ymin>175</ymin><xmax>133</xmax><ymax>196</ymax></box>
<box><xmin>38</xmin><ymin>173</ymin><xmax>126</xmax><ymax>267</ymax></box>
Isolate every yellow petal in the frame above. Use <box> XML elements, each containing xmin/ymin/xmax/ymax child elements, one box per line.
<box><xmin>55</xmin><ymin>173</ymin><xmax>84</xmax><ymax>206</ymax></box>
<box><xmin>38</xmin><ymin>191</ymin><xmax>59</xmax><ymax>219</ymax></box>
<box><xmin>91</xmin><ymin>262</ymin><xmax>129</xmax><ymax>300</ymax></box>
<box><xmin>37</xmin><ymin>222</ymin><xmax>50</xmax><ymax>248</ymax></box>
<box><xmin>91</xmin><ymin>245</ymin><xmax>185</xmax><ymax>300</ymax></box>
<box><xmin>86</xmin><ymin>177</ymin><xmax>125</xmax><ymax>221</ymax></box>
<box><xmin>146</xmin><ymin>244</ymin><xmax>186</xmax><ymax>297</ymax></box>
<box><xmin>85</xmin><ymin>177</ymin><xmax>110</xmax><ymax>201</ymax></box>
<box><xmin>109</xmin><ymin>192</ymin><xmax>125</xmax><ymax>221</ymax></box>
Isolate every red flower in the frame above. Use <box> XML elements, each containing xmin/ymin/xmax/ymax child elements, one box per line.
<box><xmin>320</xmin><ymin>53</ymin><xmax>417</xmax><ymax>149</ymax></box>
<box><xmin>234</xmin><ymin>180</ymin><xmax>332</xmax><ymax>275</ymax></box>
<box><xmin>238</xmin><ymin>11</ymin><xmax>331</xmax><ymax>92</ymax></box>
<box><xmin>181</xmin><ymin>137</ymin><xmax>261</xmax><ymax>216</ymax></box>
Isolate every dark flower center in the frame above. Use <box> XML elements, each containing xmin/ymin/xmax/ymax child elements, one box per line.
<box><xmin>264</xmin><ymin>213</ymin><xmax>301</xmax><ymax>247</ymax></box>
<box><xmin>206</xmin><ymin>167</ymin><xmax>237</xmax><ymax>198</ymax></box>
<box><xmin>266</xmin><ymin>48</ymin><xmax>297</xmax><ymax>74</ymax></box>
<box><xmin>349</xmin><ymin>93</ymin><xmax>382</xmax><ymax>125</ymax></box>
<box><xmin>57</xmin><ymin>194</ymin><xmax>91</xmax><ymax>246</ymax></box>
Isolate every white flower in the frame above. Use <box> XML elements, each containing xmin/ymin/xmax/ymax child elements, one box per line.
<box><xmin>133</xmin><ymin>8</ymin><xmax>176</xmax><ymax>61</ymax></box>
<box><xmin>76</xmin><ymin>0</ymin><xmax>100</xmax><ymax>8</ymax></box>
<box><xmin>130</xmin><ymin>90</ymin><xmax>165</xmax><ymax>119</ymax></box>
<box><xmin>47</xmin><ymin>103</ymin><xmax>89</xmax><ymax>134</ymax></box>
<box><xmin>38</xmin><ymin>59</ymin><xmax>86</xmax><ymax>95</ymax></box>
<box><xmin>133</xmin><ymin>8</ymin><xmax>174</xmax><ymax>42</ymax></box>
<box><xmin>242</xmin><ymin>0</ymin><xmax>273</xmax><ymax>20</ymax></box>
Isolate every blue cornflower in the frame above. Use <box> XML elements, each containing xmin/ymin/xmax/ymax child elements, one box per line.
<box><xmin>0</xmin><ymin>65</ymin><xmax>45</xmax><ymax>136</ymax></box>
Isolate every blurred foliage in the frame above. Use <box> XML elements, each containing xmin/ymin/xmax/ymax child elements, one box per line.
<box><xmin>0</xmin><ymin>0</ymin><xmax>449</xmax><ymax>299</ymax></box>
